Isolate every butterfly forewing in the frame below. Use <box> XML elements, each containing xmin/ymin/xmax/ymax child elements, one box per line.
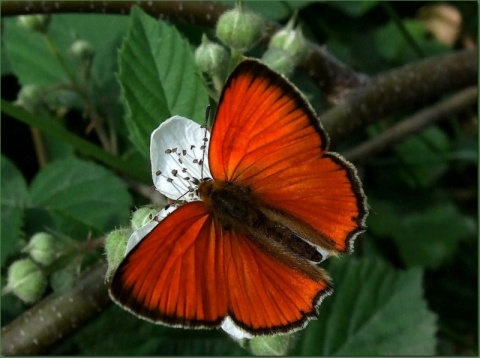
<box><xmin>210</xmin><ymin>60</ymin><xmax>367</xmax><ymax>253</ymax></box>
<box><xmin>110</xmin><ymin>202</ymin><xmax>228</xmax><ymax>327</ymax></box>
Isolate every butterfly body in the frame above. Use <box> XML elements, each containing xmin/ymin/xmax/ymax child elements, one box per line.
<box><xmin>199</xmin><ymin>179</ymin><xmax>326</xmax><ymax>264</ymax></box>
<box><xmin>110</xmin><ymin>59</ymin><xmax>368</xmax><ymax>336</ymax></box>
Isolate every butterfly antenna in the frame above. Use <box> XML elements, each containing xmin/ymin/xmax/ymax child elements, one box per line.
<box><xmin>165</xmin><ymin>187</ymin><xmax>194</xmax><ymax>211</ymax></box>
<box><xmin>200</xmin><ymin>106</ymin><xmax>210</xmax><ymax>180</ymax></box>
<box><xmin>205</xmin><ymin>105</ymin><xmax>211</xmax><ymax>126</ymax></box>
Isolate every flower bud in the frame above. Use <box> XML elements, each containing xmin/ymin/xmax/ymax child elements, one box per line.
<box><xmin>195</xmin><ymin>34</ymin><xmax>229</xmax><ymax>75</ymax></box>
<box><xmin>6</xmin><ymin>259</ymin><xmax>48</xmax><ymax>304</ymax></box>
<box><xmin>50</xmin><ymin>269</ymin><xmax>76</xmax><ymax>293</ymax></box>
<box><xmin>15</xmin><ymin>84</ymin><xmax>43</xmax><ymax>113</ymax></box>
<box><xmin>70</xmin><ymin>39</ymin><xmax>94</xmax><ymax>65</ymax></box>
<box><xmin>261</xmin><ymin>48</ymin><xmax>296</xmax><ymax>77</ymax></box>
<box><xmin>104</xmin><ymin>228</ymin><xmax>131</xmax><ymax>281</ymax></box>
<box><xmin>249</xmin><ymin>333</ymin><xmax>296</xmax><ymax>355</ymax></box>
<box><xmin>216</xmin><ymin>6</ymin><xmax>265</xmax><ymax>52</ymax></box>
<box><xmin>131</xmin><ymin>206</ymin><xmax>158</xmax><ymax>231</ymax></box>
<box><xmin>17</xmin><ymin>15</ymin><xmax>51</xmax><ymax>33</ymax></box>
<box><xmin>269</xmin><ymin>22</ymin><xmax>309</xmax><ymax>64</ymax></box>
<box><xmin>24</xmin><ymin>232</ymin><xmax>58</xmax><ymax>266</ymax></box>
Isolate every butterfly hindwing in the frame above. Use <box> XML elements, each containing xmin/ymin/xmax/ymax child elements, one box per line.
<box><xmin>224</xmin><ymin>228</ymin><xmax>331</xmax><ymax>334</ymax></box>
<box><xmin>110</xmin><ymin>201</ymin><xmax>332</xmax><ymax>334</ymax></box>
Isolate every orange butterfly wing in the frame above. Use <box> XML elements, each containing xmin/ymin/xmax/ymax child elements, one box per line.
<box><xmin>110</xmin><ymin>202</ymin><xmax>227</xmax><ymax>327</ymax></box>
<box><xmin>223</xmin><ymin>229</ymin><xmax>330</xmax><ymax>334</ymax></box>
<box><xmin>210</xmin><ymin>60</ymin><xmax>367</xmax><ymax>253</ymax></box>
<box><xmin>110</xmin><ymin>202</ymin><xmax>330</xmax><ymax>333</ymax></box>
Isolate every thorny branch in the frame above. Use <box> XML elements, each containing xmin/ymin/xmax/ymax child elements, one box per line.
<box><xmin>343</xmin><ymin>86</ymin><xmax>478</xmax><ymax>162</ymax></box>
<box><xmin>319</xmin><ymin>48</ymin><xmax>477</xmax><ymax>144</ymax></box>
<box><xmin>1</xmin><ymin>1</ymin><xmax>478</xmax><ymax>356</ymax></box>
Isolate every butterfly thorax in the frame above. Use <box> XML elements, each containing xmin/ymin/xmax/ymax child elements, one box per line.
<box><xmin>198</xmin><ymin>179</ymin><xmax>324</xmax><ymax>263</ymax></box>
<box><xmin>197</xmin><ymin>179</ymin><xmax>260</xmax><ymax>234</ymax></box>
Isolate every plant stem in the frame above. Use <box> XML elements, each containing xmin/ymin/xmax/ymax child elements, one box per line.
<box><xmin>80</xmin><ymin>62</ymin><xmax>115</xmax><ymax>154</ymax></box>
<box><xmin>30</xmin><ymin>127</ymin><xmax>48</xmax><ymax>168</ymax></box>
<box><xmin>1</xmin><ymin>261</ymin><xmax>111</xmax><ymax>356</ymax></box>
<box><xmin>43</xmin><ymin>33</ymin><xmax>78</xmax><ymax>85</ymax></box>
<box><xmin>44</xmin><ymin>33</ymin><xmax>112</xmax><ymax>153</ymax></box>
<box><xmin>44</xmin><ymin>32</ymin><xmax>113</xmax><ymax>153</ymax></box>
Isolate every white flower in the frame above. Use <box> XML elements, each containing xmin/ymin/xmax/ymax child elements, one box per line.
<box><xmin>124</xmin><ymin>207</ymin><xmax>175</xmax><ymax>253</ymax></box>
<box><xmin>150</xmin><ymin>115</ymin><xmax>211</xmax><ymax>201</ymax></box>
<box><xmin>126</xmin><ymin>115</ymin><xmax>212</xmax><ymax>254</ymax></box>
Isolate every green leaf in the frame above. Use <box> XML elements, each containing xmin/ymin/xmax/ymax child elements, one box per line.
<box><xmin>221</xmin><ymin>1</ymin><xmax>316</xmax><ymax>21</ymax></box>
<box><xmin>392</xmin><ymin>204</ymin><xmax>476</xmax><ymax>269</ymax></box>
<box><xmin>1</xmin><ymin>37</ymin><xmax>12</xmax><ymax>76</ymax></box>
<box><xmin>297</xmin><ymin>259</ymin><xmax>437</xmax><ymax>355</ymax></box>
<box><xmin>244</xmin><ymin>1</ymin><xmax>316</xmax><ymax>20</ymax></box>
<box><xmin>425</xmin><ymin>240</ymin><xmax>477</xmax><ymax>335</ymax></box>
<box><xmin>328</xmin><ymin>1</ymin><xmax>379</xmax><ymax>17</ymax></box>
<box><xmin>28</xmin><ymin>158</ymin><xmax>132</xmax><ymax>238</ymax></box>
<box><xmin>4</xmin><ymin>15</ymin><xmax>128</xmax><ymax>145</ymax></box>
<box><xmin>248</xmin><ymin>333</ymin><xmax>297</xmax><ymax>355</ymax></box>
<box><xmin>56</xmin><ymin>14</ymin><xmax>128</xmax><ymax>87</ymax></box>
<box><xmin>3</xmin><ymin>17</ymin><xmax>69</xmax><ymax>85</ymax></box>
<box><xmin>365</xmin><ymin>198</ymin><xmax>402</xmax><ymax>238</ymax></box>
<box><xmin>375</xmin><ymin>19</ymin><xmax>449</xmax><ymax>64</ymax></box>
<box><xmin>367</xmin><ymin>194</ymin><xmax>474</xmax><ymax>269</ymax></box>
<box><xmin>4</xmin><ymin>15</ymin><xmax>127</xmax><ymax>87</ymax></box>
<box><xmin>1</xmin><ymin>156</ymin><xmax>30</xmax><ymax>266</ymax></box>
<box><xmin>118</xmin><ymin>6</ymin><xmax>209</xmax><ymax>157</ymax></box>
<box><xmin>1</xmin><ymin>100</ymin><xmax>150</xmax><ymax>183</ymax></box>
<box><xmin>52</xmin><ymin>14</ymin><xmax>129</xmax><ymax>114</ymax></box>
<box><xmin>394</xmin><ymin>126</ymin><xmax>450</xmax><ymax>188</ymax></box>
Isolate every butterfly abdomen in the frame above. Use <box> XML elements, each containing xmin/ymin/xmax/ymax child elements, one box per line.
<box><xmin>198</xmin><ymin>179</ymin><xmax>323</xmax><ymax>263</ymax></box>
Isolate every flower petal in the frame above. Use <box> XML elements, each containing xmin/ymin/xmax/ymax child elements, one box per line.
<box><xmin>125</xmin><ymin>205</ymin><xmax>177</xmax><ymax>254</ymax></box>
<box><xmin>221</xmin><ymin>317</ymin><xmax>253</xmax><ymax>339</ymax></box>
<box><xmin>150</xmin><ymin>116</ymin><xmax>211</xmax><ymax>201</ymax></box>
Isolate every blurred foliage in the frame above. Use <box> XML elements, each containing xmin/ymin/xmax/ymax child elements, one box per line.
<box><xmin>119</xmin><ymin>7</ymin><xmax>209</xmax><ymax>156</ymax></box>
<box><xmin>295</xmin><ymin>259</ymin><xmax>437</xmax><ymax>355</ymax></box>
<box><xmin>1</xmin><ymin>1</ymin><xmax>477</xmax><ymax>356</ymax></box>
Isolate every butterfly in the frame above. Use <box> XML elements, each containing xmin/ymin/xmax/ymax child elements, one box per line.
<box><xmin>109</xmin><ymin>59</ymin><xmax>367</xmax><ymax>337</ymax></box>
